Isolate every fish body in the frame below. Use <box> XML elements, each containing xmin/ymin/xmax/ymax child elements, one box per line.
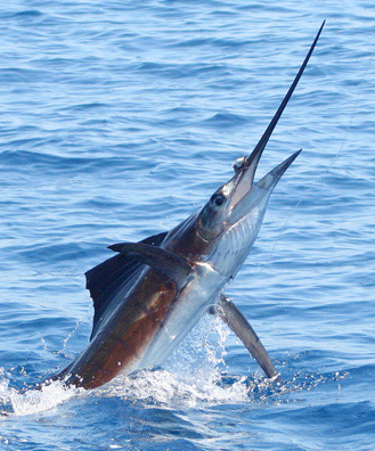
<box><xmin>49</xmin><ymin>23</ymin><xmax>324</xmax><ymax>390</ymax></box>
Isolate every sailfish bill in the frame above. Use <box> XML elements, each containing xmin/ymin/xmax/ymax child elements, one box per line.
<box><xmin>43</xmin><ymin>23</ymin><xmax>324</xmax><ymax>390</ymax></box>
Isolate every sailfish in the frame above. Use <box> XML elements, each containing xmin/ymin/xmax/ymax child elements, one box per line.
<box><xmin>48</xmin><ymin>23</ymin><xmax>324</xmax><ymax>390</ymax></box>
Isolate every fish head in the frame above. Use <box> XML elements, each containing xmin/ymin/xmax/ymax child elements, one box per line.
<box><xmin>196</xmin><ymin>149</ymin><xmax>300</xmax><ymax>278</ymax></box>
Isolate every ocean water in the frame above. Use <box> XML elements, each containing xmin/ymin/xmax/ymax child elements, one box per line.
<box><xmin>0</xmin><ymin>1</ymin><xmax>374</xmax><ymax>450</ymax></box>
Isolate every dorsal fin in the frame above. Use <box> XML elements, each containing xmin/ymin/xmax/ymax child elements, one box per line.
<box><xmin>85</xmin><ymin>231</ymin><xmax>167</xmax><ymax>340</ymax></box>
<box><xmin>108</xmin><ymin>242</ymin><xmax>192</xmax><ymax>288</ymax></box>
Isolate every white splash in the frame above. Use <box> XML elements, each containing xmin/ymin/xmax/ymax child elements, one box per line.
<box><xmin>1</xmin><ymin>315</ymin><xmax>322</xmax><ymax>416</ymax></box>
<box><xmin>10</xmin><ymin>381</ymin><xmax>82</xmax><ymax>416</ymax></box>
<box><xmin>0</xmin><ymin>371</ymin><xmax>82</xmax><ymax>417</ymax></box>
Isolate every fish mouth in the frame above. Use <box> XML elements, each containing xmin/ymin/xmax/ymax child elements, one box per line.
<box><xmin>228</xmin><ymin>149</ymin><xmax>301</xmax><ymax>226</ymax></box>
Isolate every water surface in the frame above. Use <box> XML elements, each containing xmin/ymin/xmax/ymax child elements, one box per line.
<box><xmin>0</xmin><ymin>1</ymin><xmax>374</xmax><ymax>450</ymax></box>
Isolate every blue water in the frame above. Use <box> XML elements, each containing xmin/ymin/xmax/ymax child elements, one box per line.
<box><xmin>0</xmin><ymin>1</ymin><xmax>374</xmax><ymax>450</ymax></box>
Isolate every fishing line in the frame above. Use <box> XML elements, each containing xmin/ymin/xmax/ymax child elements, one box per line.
<box><xmin>255</xmin><ymin>41</ymin><xmax>375</xmax><ymax>276</ymax></box>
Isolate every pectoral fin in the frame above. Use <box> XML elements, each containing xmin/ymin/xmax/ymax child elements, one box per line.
<box><xmin>108</xmin><ymin>242</ymin><xmax>193</xmax><ymax>289</ymax></box>
<box><xmin>215</xmin><ymin>295</ymin><xmax>281</xmax><ymax>382</ymax></box>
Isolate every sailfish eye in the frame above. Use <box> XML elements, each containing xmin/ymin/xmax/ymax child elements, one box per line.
<box><xmin>212</xmin><ymin>194</ymin><xmax>225</xmax><ymax>207</ymax></box>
